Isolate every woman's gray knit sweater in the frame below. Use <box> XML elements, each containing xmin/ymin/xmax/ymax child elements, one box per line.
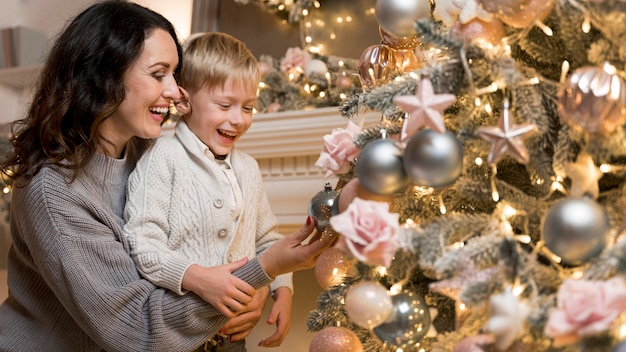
<box><xmin>0</xmin><ymin>139</ymin><xmax>272</xmax><ymax>352</ymax></box>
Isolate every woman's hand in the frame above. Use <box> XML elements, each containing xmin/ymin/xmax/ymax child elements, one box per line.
<box><xmin>258</xmin><ymin>216</ymin><xmax>336</xmax><ymax>279</ymax></box>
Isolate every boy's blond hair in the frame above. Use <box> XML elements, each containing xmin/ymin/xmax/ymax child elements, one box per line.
<box><xmin>180</xmin><ymin>32</ymin><xmax>259</xmax><ymax>94</ymax></box>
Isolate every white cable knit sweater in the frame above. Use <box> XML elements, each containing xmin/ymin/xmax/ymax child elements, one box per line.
<box><xmin>124</xmin><ymin>121</ymin><xmax>292</xmax><ymax>295</ymax></box>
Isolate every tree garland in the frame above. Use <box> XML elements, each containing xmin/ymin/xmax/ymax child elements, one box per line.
<box><xmin>232</xmin><ymin>0</ymin><xmax>315</xmax><ymax>23</ymax></box>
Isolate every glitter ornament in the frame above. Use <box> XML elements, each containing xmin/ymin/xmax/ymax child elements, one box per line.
<box><xmin>403</xmin><ymin>130</ymin><xmax>464</xmax><ymax>188</ymax></box>
<box><xmin>358</xmin><ymin>44</ymin><xmax>397</xmax><ymax>89</ymax></box>
<box><xmin>314</xmin><ymin>247</ymin><xmax>354</xmax><ymax>289</ymax></box>
<box><xmin>542</xmin><ymin>197</ymin><xmax>609</xmax><ymax>266</ymax></box>
<box><xmin>356</xmin><ymin>138</ymin><xmax>409</xmax><ymax>196</ymax></box>
<box><xmin>375</xmin><ymin>0</ymin><xmax>431</xmax><ymax>38</ymax></box>
<box><xmin>309</xmin><ymin>326</ymin><xmax>363</xmax><ymax>352</ymax></box>
<box><xmin>344</xmin><ymin>281</ymin><xmax>393</xmax><ymax>329</ymax></box>
<box><xmin>373</xmin><ymin>289</ymin><xmax>431</xmax><ymax>348</ymax></box>
<box><xmin>308</xmin><ymin>183</ymin><xmax>339</xmax><ymax>232</ymax></box>
<box><xmin>558</xmin><ymin>63</ymin><xmax>626</xmax><ymax>136</ymax></box>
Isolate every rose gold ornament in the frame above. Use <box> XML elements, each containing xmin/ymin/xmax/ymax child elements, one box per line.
<box><xmin>378</xmin><ymin>26</ymin><xmax>421</xmax><ymax>51</ymax></box>
<box><xmin>498</xmin><ymin>0</ymin><xmax>555</xmax><ymax>29</ymax></box>
<box><xmin>337</xmin><ymin>178</ymin><xmax>394</xmax><ymax>213</ymax></box>
<box><xmin>394</xmin><ymin>49</ymin><xmax>422</xmax><ymax>73</ymax></box>
<box><xmin>309</xmin><ymin>326</ymin><xmax>363</xmax><ymax>352</ymax></box>
<box><xmin>453</xmin><ymin>18</ymin><xmax>506</xmax><ymax>46</ymax></box>
<box><xmin>358</xmin><ymin>44</ymin><xmax>398</xmax><ymax>89</ymax></box>
<box><xmin>266</xmin><ymin>102</ymin><xmax>281</xmax><ymax>113</ymax></box>
<box><xmin>258</xmin><ymin>61</ymin><xmax>271</xmax><ymax>78</ymax></box>
<box><xmin>558</xmin><ymin>63</ymin><xmax>626</xmax><ymax>136</ymax></box>
<box><xmin>335</xmin><ymin>75</ymin><xmax>353</xmax><ymax>90</ymax></box>
<box><xmin>477</xmin><ymin>0</ymin><xmax>532</xmax><ymax>16</ymax></box>
<box><xmin>314</xmin><ymin>247</ymin><xmax>354</xmax><ymax>289</ymax></box>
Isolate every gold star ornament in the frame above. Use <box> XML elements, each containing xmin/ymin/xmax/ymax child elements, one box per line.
<box><xmin>564</xmin><ymin>151</ymin><xmax>603</xmax><ymax>199</ymax></box>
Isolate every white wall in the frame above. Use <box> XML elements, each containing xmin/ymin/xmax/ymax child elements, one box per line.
<box><xmin>0</xmin><ymin>0</ymin><xmax>193</xmax><ymax>125</ymax></box>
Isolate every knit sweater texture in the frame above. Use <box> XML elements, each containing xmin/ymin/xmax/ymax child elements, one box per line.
<box><xmin>124</xmin><ymin>121</ymin><xmax>292</xmax><ymax>295</ymax></box>
<box><xmin>0</xmin><ymin>138</ymin><xmax>272</xmax><ymax>352</ymax></box>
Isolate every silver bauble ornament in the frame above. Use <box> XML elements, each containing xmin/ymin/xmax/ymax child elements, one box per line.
<box><xmin>612</xmin><ymin>341</ymin><xmax>626</xmax><ymax>352</ymax></box>
<box><xmin>403</xmin><ymin>129</ymin><xmax>463</xmax><ymax>188</ymax></box>
<box><xmin>308</xmin><ymin>183</ymin><xmax>339</xmax><ymax>232</ymax></box>
<box><xmin>558</xmin><ymin>63</ymin><xmax>626</xmax><ymax>136</ymax></box>
<box><xmin>373</xmin><ymin>289</ymin><xmax>431</xmax><ymax>348</ymax></box>
<box><xmin>542</xmin><ymin>197</ymin><xmax>609</xmax><ymax>266</ymax></box>
<box><xmin>356</xmin><ymin>139</ymin><xmax>409</xmax><ymax>196</ymax></box>
<box><xmin>375</xmin><ymin>0</ymin><xmax>431</xmax><ymax>38</ymax></box>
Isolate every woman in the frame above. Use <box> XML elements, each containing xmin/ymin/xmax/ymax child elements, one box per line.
<box><xmin>0</xmin><ymin>2</ymin><xmax>331</xmax><ymax>351</ymax></box>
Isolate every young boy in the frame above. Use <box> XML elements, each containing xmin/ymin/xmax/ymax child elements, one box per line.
<box><xmin>124</xmin><ymin>32</ymin><xmax>293</xmax><ymax>351</ymax></box>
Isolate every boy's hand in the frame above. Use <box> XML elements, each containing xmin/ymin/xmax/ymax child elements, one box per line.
<box><xmin>221</xmin><ymin>286</ymin><xmax>270</xmax><ymax>341</ymax></box>
<box><xmin>258</xmin><ymin>287</ymin><xmax>293</xmax><ymax>347</ymax></box>
<box><xmin>181</xmin><ymin>258</ymin><xmax>255</xmax><ymax>318</ymax></box>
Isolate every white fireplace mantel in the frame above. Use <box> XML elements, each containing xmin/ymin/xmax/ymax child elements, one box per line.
<box><xmin>163</xmin><ymin>107</ymin><xmax>381</xmax><ymax>231</ymax></box>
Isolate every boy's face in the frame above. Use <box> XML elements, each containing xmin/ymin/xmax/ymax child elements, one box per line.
<box><xmin>186</xmin><ymin>79</ymin><xmax>257</xmax><ymax>157</ymax></box>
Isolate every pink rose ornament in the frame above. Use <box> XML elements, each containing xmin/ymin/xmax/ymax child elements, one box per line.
<box><xmin>544</xmin><ymin>277</ymin><xmax>626</xmax><ymax>346</ymax></box>
<box><xmin>329</xmin><ymin>198</ymin><xmax>399</xmax><ymax>267</ymax></box>
<box><xmin>280</xmin><ymin>47</ymin><xmax>311</xmax><ymax>79</ymax></box>
<box><xmin>315</xmin><ymin>121</ymin><xmax>361</xmax><ymax>178</ymax></box>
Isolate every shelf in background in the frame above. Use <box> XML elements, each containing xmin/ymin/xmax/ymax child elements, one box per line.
<box><xmin>0</xmin><ymin>65</ymin><xmax>41</xmax><ymax>89</ymax></box>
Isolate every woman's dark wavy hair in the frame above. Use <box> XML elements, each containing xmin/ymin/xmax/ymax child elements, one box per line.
<box><xmin>3</xmin><ymin>0</ymin><xmax>183</xmax><ymax>186</ymax></box>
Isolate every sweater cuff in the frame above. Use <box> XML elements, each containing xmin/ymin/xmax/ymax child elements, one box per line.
<box><xmin>159</xmin><ymin>257</ymin><xmax>194</xmax><ymax>295</ymax></box>
<box><xmin>270</xmin><ymin>272</ymin><xmax>293</xmax><ymax>294</ymax></box>
<box><xmin>232</xmin><ymin>258</ymin><xmax>273</xmax><ymax>289</ymax></box>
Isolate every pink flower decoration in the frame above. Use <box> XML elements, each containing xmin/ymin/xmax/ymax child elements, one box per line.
<box><xmin>330</xmin><ymin>198</ymin><xmax>399</xmax><ymax>267</ymax></box>
<box><xmin>315</xmin><ymin>121</ymin><xmax>361</xmax><ymax>179</ymax></box>
<box><xmin>544</xmin><ymin>277</ymin><xmax>626</xmax><ymax>346</ymax></box>
<box><xmin>280</xmin><ymin>47</ymin><xmax>311</xmax><ymax>78</ymax></box>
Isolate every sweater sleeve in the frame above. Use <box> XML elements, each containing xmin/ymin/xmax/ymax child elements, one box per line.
<box><xmin>11</xmin><ymin>168</ymin><xmax>273</xmax><ymax>351</ymax></box>
<box><xmin>124</xmin><ymin>141</ymin><xmax>194</xmax><ymax>295</ymax></box>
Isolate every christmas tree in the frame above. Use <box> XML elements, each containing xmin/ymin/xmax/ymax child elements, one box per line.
<box><xmin>306</xmin><ymin>0</ymin><xmax>626</xmax><ymax>351</ymax></box>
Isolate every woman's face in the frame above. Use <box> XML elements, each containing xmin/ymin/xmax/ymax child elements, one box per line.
<box><xmin>186</xmin><ymin>80</ymin><xmax>257</xmax><ymax>157</ymax></box>
<box><xmin>101</xmin><ymin>28</ymin><xmax>180</xmax><ymax>156</ymax></box>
